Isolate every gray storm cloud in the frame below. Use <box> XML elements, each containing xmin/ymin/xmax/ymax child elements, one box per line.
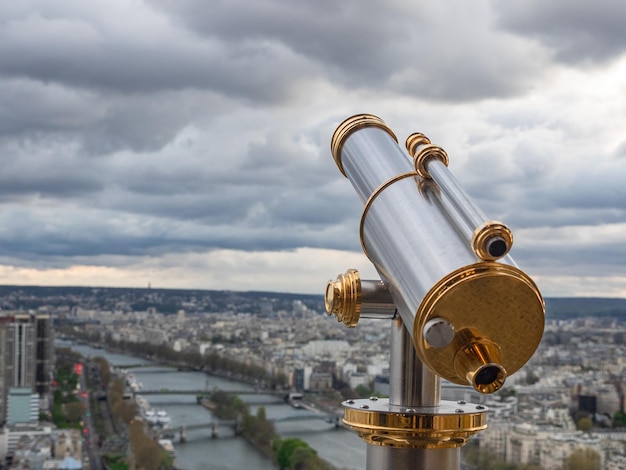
<box><xmin>0</xmin><ymin>0</ymin><xmax>624</xmax><ymax>295</ymax></box>
<box><xmin>492</xmin><ymin>0</ymin><xmax>626</xmax><ymax>64</ymax></box>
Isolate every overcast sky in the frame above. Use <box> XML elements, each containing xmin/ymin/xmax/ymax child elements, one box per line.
<box><xmin>0</xmin><ymin>0</ymin><xmax>625</xmax><ymax>298</ymax></box>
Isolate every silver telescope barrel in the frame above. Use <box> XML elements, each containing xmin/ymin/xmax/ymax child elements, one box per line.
<box><xmin>406</xmin><ymin>133</ymin><xmax>513</xmax><ymax>261</ymax></box>
<box><xmin>329</xmin><ymin>114</ymin><xmax>545</xmax><ymax>393</ymax></box>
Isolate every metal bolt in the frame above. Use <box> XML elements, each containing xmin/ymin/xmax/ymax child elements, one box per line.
<box><xmin>360</xmin><ymin>404</ymin><xmax>370</xmax><ymax>409</ymax></box>
<box><xmin>455</xmin><ymin>409</ymin><xmax>465</xmax><ymax>413</ymax></box>
<box><xmin>347</xmin><ymin>400</ymin><xmax>355</xmax><ymax>404</ymax></box>
<box><xmin>457</xmin><ymin>400</ymin><xmax>466</xmax><ymax>405</ymax></box>
<box><xmin>369</xmin><ymin>396</ymin><xmax>378</xmax><ymax>401</ymax></box>
<box><xmin>423</xmin><ymin>317</ymin><xmax>455</xmax><ymax>348</ymax></box>
<box><xmin>476</xmin><ymin>405</ymin><xmax>485</xmax><ymax>410</ymax></box>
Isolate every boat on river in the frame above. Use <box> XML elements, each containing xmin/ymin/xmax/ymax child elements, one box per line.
<box><xmin>156</xmin><ymin>410</ymin><xmax>171</xmax><ymax>425</ymax></box>
<box><xmin>144</xmin><ymin>409</ymin><xmax>160</xmax><ymax>425</ymax></box>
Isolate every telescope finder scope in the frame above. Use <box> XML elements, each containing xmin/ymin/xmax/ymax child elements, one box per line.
<box><xmin>326</xmin><ymin>114</ymin><xmax>545</xmax><ymax>394</ymax></box>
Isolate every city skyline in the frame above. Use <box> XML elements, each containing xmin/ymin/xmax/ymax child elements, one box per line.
<box><xmin>0</xmin><ymin>1</ymin><xmax>625</xmax><ymax>297</ymax></box>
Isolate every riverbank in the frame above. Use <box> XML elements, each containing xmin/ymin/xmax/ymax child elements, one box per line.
<box><xmin>90</xmin><ymin>334</ymin><xmax>287</xmax><ymax>389</ymax></box>
<box><xmin>198</xmin><ymin>396</ymin><xmax>217</xmax><ymax>411</ymax></box>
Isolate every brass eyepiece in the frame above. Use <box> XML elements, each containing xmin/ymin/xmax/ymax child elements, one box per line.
<box><xmin>454</xmin><ymin>340</ymin><xmax>507</xmax><ymax>394</ymax></box>
<box><xmin>331</xmin><ymin>114</ymin><xmax>397</xmax><ymax>177</ymax></box>
<box><xmin>472</xmin><ymin>221</ymin><xmax>513</xmax><ymax>261</ymax></box>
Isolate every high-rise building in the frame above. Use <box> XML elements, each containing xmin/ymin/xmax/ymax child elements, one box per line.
<box><xmin>6</xmin><ymin>314</ymin><xmax>36</xmax><ymax>390</ymax></box>
<box><xmin>0</xmin><ymin>312</ymin><xmax>54</xmax><ymax>424</ymax></box>
<box><xmin>34</xmin><ymin>314</ymin><xmax>54</xmax><ymax>398</ymax></box>
<box><xmin>0</xmin><ymin>316</ymin><xmax>10</xmax><ymax>423</ymax></box>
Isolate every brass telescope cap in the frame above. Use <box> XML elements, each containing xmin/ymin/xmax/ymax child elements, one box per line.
<box><xmin>414</xmin><ymin>262</ymin><xmax>545</xmax><ymax>393</ymax></box>
<box><xmin>331</xmin><ymin>114</ymin><xmax>398</xmax><ymax>177</ymax></box>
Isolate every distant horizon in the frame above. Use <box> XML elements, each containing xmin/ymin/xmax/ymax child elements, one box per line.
<box><xmin>0</xmin><ymin>283</ymin><xmax>624</xmax><ymax>301</ymax></box>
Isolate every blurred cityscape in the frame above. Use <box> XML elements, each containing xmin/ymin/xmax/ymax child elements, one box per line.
<box><xmin>0</xmin><ymin>286</ymin><xmax>625</xmax><ymax>468</ymax></box>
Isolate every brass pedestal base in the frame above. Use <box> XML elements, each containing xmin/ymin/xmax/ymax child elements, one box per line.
<box><xmin>342</xmin><ymin>398</ymin><xmax>487</xmax><ymax>449</ymax></box>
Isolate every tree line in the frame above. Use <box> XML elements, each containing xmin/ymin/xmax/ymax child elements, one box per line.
<box><xmin>93</xmin><ymin>361</ymin><xmax>173</xmax><ymax>470</ymax></box>
<box><xmin>210</xmin><ymin>390</ymin><xmax>337</xmax><ymax>470</ymax></box>
<box><xmin>62</xmin><ymin>325</ymin><xmax>289</xmax><ymax>390</ymax></box>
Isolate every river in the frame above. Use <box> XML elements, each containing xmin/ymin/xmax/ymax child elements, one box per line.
<box><xmin>57</xmin><ymin>341</ymin><xmax>367</xmax><ymax>470</ymax></box>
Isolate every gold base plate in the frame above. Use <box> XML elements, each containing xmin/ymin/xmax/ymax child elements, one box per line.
<box><xmin>342</xmin><ymin>398</ymin><xmax>488</xmax><ymax>449</ymax></box>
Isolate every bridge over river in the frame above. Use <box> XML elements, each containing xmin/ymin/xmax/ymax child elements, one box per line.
<box><xmin>138</xmin><ymin>389</ymin><xmax>287</xmax><ymax>406</ymax></box>
<box><xmin>162</xmin><ymin>412</ymin><xmax>341</xmax><ymax>443</ymax></box>
<box><xmin>140</xmin><ymin>389</ymin><xmax>285</xmax><ymax>396</ymax></box>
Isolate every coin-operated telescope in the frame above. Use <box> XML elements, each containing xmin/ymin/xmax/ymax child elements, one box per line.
<box><xmin>325</xmin><ymin>114</ymin><xmax>545</xmax><ymax>470</ymax></box>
